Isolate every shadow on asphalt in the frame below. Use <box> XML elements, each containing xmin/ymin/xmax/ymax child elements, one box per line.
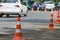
<box><xmin>0</xmin><ymin>15</ymin><xmax>26</xmax><ymax>18</ymax></box>
<box><xmin>0</xmin><ymin>28</ymin><xmax>60</xmax><ymax>40</ymax></box>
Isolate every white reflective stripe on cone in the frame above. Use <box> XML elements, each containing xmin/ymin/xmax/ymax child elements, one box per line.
<box><xmin>50</xmin><ymin>17</ymin><xmax>53</xmax><ymax>19</ymax></box>
<box><xmin>17</xmin><ymin>21</ymin><xmax>20</xmax><ymax>25</ymax></box>
<box><xmin>16</xmin><ymin>29</ymin><xmax>21</xmax><ymax>33</ymax></box>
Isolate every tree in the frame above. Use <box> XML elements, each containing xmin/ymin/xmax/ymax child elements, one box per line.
<box><xmin>32</xmin><ymin>0</ymin><xmax>40</xmax><ymax>2</ymax></box>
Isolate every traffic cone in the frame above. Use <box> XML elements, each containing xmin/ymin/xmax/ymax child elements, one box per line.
<box><xmin>44</xmin><ymin>8</ymin><xmax>47</xmax><ymax>12</ymax></box>
<box><xmin>13</xmin><ymin>17</ymin><xmax>24</xmax><ymax>40</ymax></box>
<box><xmin>56</xmin><ymin>19</ymin><xmax>60</xmax><ymax>24</ymax></box>
<box><xmin>31</xmin><ymin>8</ymin><xmax>34</xmax><ymax>12</ymax></box>
<box><xmin>37</xmin><ymin>7</ymin><xmax>40</xmax><ymax>12</ymax></box>
<box><xmin>48</xmin><ymin>14</ymin><xmax>55</xmax><ymax>30</ymax></box>
<box><xmin>53</xmin><ymin>9</ymin><xmax>57</xmax><ymax>18</ymax></box>
<box><xmin>56</xmin><ymin>10</ymin><xmax>60</xmax><ymax>24</ymax></box>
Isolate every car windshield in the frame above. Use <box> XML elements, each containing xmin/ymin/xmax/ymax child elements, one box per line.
<box><xmin>58</xmin><ymin>2</ymin><xmax>60</xmax><ymax>5</ymax></box>
<box><xmin>46</xmin><ymin>1</ymin><xmax>53</xmax><ymax>4</ymax></box>
<box><xmin>0</xmin><ymin>0</ymin><xmax>18</xmax><ymax>3</ymax></box>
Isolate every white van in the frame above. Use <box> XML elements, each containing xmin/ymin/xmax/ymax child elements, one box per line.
<box><xmin>44</xmin><ymin>1</ymin><xmax>55</xmax><ymax>9</ymax></box>
<box><xmin>0</xmin><ymin>0</ymin><xmax>28</xmax><ymax>17</ymax></box>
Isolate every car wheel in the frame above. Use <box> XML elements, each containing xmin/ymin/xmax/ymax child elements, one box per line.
<box><xmin>0</xmin><ymin>15</ymin><xmax>2</xmax><ymax>17</ymax></box>
<box><xmin>0</xmin><ymin>14</ymin><xmax>3</xmax><ymax>17</ymax></box>
<box><xmin>18</xmin><ymin>14</ymin><xmax>21</xmax><ymax>17</ymax></box>
<box><xmin>7</xmin><ymin>14</ymin><xmax>9</xmax><ymax>17</ymax></box>
<box><xmin>23</xmin><ymin>14</ymin><xmax>27</xmax><ymax>16</ymax></box>
<box><xmin>24</xmin><ymin>10</ymin><xmax>28</xmax><ymax>16</ymax></box>
<box><xmin>21</xmin><ymin>10</ymin><xmax>23</xmax><ymax>13</ymax></box>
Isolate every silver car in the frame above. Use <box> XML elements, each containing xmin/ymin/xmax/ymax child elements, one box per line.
<box><xmin>0</xmin><ymin>0</ymin><xmax>28</xmax><ymax>17</ymax></box>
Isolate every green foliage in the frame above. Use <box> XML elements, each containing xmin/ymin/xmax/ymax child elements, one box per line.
<box><xmin>32</xmin><ymin>0</ymin><xmax>40</xmax><ymax>2</ymax></box>
<box><xmin>32</xmin><ymin>0</ymin><xmax>60</xmax><ymax>2</ymax></box>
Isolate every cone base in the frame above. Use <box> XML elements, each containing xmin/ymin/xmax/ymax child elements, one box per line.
<box><xmin>48</xmin><ymin>24</ymin><xmax>55</xmax><ymax>30</ymax></box>
<box><xmin>13</xmin><ymin>37</ymin><xmax>24</xmax><ymax>40</ymax></box>
<box><xmin>13</xmin><ymin>33</ymin><xmax>24</xmax><ymax>40</ymax></box>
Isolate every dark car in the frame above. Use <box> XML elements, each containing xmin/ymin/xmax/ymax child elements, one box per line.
<box><xmin>22</xmin><ymin>0</ymin><xmax>34</xmax><ymax>10</ymax></box>
<box><xmin>31</xmin><ymin>2</ymin><xmax>40</xmax><ymax>10</ymax></box>
<box><xmin>55</xmin><ymin>2</ymin><xmax>60</xmax><ymax>10</ymax></box>
<box><xmin>31</xmin><ymin>2</ymin><xmax>45</xmax><ymax>11</ymax></box>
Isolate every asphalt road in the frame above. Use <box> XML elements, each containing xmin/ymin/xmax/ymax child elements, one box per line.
<box><xmin>0</xmin><ymin>11</ymin><xmax>60</xmax><ymax>40</ymax></box>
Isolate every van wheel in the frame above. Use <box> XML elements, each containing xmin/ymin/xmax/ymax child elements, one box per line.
<box><xmin>0</xmin><ymin>14</ymin><xmax>3</xmax><ymax>17</ymax></box>
<box><xmin>24</xmin><ymin>14</ymin><xmax>27</xmax><ymax>16</ymax></box>
<box><xmin>18</xmin><ymin>14</ymin><xmax>21</xmax><ymax>17</ymax></box>
<box><xmin>7</xmin><ymin>14</ymin><xmax>9</xmax><ymax>17</ymax></box>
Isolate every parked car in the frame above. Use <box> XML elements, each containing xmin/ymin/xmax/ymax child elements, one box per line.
<box><xmin>23</xmin><ymin>0</ymin><xmax>34</xmax><ymax>10</ymax></box>
<box><xmin>44</xmin><ymin>1</ymin><xmax>55</xmax><ymax>9</ymax></box>
<box><xmin>27</xmin><ymin>1</ymin><xmax>34</xmax><ymax>10</ymax></box>
<box><xmin>31</xmin><ymin>2</ymin><xmax>40</xmax><ymax>10</ymax></box>
<box><xmin>0</xmin><ymin>0</ymin><xmax>28</xmax><ymax>17</ymax></box>
<box><xmin>31</xmin><ymin>2</ymin><xmax>45</xmax><ymax>11</ymax></box>
<box><xmin>57</xmin><ymin>2</ymin><xmax>60</xmax><ymax>6</ymax></box>
<box><xmin>54</xmin><ymin>2</ymin><xmax>60</xmax><ymax>10</ymax></box>
<box><xmin>57</xmin><ymin>2</ymin><xmax>60</xmax><ymax>9</ymax></box>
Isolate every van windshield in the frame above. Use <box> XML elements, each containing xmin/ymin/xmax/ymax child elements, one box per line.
<box><xmin>0</xmin><ymin>0</ymin><xmax>18</xmax><ymax>3</ymax></box>
<box><xmin>46</xmin><ymin>1</ymin><xmax>53</xmax><ymax>4</ymax></box>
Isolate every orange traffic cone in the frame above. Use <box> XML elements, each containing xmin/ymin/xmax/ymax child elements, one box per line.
<box><xmin>37</xmin><ymin>7</ymin><xmax>40</xmax><ymax>12</ymax></box>
<box><xmin>31</xmin><ymin>8</ymin><xmax>34</xmax><ymax>12</ymax></box>
<box><xmin>13</xmin><ymin>17</ymin><xmax>24</xmax><ymax>40</ymax></box>
<box><xmin>44</xmin><ymin>8</ymin><xmax>47</xmax><ymax>12</ymax></box>
<box><xmin>56</xmin><ymin>10</ymin><xmax>60</xmax><ymax>24</ymax></box>
<box><xmin>53</xmin><ymin>9</ymin><xmax>57</xmax><ymax>18</ymax></box>
<box><xmin>56</xmin><ymin>19</ymin><xmax>60</xmax><ymax>24</ymax></box>
<box><xmin>48</xmin><ymin>14</ymin><xmax>55</xmax><ymax>30</ymax></box>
